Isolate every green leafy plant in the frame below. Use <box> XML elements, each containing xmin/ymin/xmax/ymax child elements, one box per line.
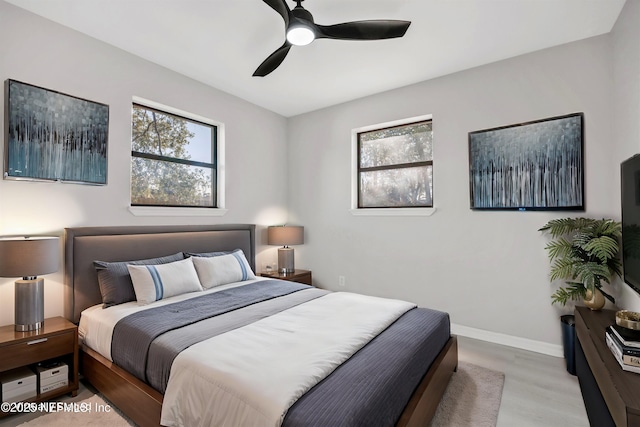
<box><xmin>539</xmin><ymin>217</ymin><xmax>621</xmax><ymax>305</ymax></box>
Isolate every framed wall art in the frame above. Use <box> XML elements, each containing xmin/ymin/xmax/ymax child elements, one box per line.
<box><xmin>468</xmin><ymin>112</ymin><xmax>584</xmax><ymax>211</ymax></box>
<box><xmin>4</xmin><ymin>79</ymin><xmax>109</xmax><ymax>184</ymax></box>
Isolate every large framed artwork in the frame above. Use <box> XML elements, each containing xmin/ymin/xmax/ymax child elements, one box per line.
<box><xmin>4</xmin><ymin>79</ymin><xmax>109</xmax><ymax>184</ymax></box>
<box><xmin>468</xmin><ymin>113</ymin><xmax>584</xmax><ymax>211</ymax></box>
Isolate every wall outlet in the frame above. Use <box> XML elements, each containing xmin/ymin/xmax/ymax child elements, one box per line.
<box><xmin>338</xmin><ymin>276</ymin><xmax>346</xmax><ymax>287</ymax></box>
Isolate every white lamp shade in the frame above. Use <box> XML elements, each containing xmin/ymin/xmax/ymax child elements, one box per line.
<box><xmin>267</xmin><ymin>226</ymin><xmax>304</xmax><ymax>246</ymax></box>
<box><xmin>0</xmin><ymin>237</ymin><xmax>59</xmax><ymax>278</ymax></box>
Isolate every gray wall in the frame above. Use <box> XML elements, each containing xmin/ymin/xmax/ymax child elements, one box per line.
<box><xmin>1</xmin><ymin>0</ymin><xmax>638</xmax><ymax>352</ymax></box>
<box><xmin>613</xmin><ymin>0</ymin><xmax>640</xmax><ymax>311</ymax></box>
<box><xmin>287</xmin><ymin>35</ymin><xmax>617</xmax><ymax>352</ymax></box>
<box><xmin>0</xmin><ymin>1</ymin><xmax>289</xmax><ymax>326</ymax></box>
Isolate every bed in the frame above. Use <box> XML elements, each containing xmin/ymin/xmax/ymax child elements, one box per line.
<box><xmin>64</xmin><ymin>224</ymin><xmax>457</xmax><ymax>427</ymax></box>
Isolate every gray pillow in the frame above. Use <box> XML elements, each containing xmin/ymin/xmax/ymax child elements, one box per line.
<box><xmin>93</xmin><ymin>252</ymin><xmax>185</xmax><ymax>308</ymax></box>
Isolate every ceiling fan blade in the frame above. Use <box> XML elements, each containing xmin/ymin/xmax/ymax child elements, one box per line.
<box><xmin>261</xmin><ymin>0</ymin><xmax>290</xmax><ymax>26</ymax></box>
<box><xmin>315</xmin><ymin>20</ymin><xmax>411</xmax><ymax>41</ymax></box>
<box><xmin>253</xmin><ymin>42</ymin><xmax>292</xmax><ymax>77</ymax></box>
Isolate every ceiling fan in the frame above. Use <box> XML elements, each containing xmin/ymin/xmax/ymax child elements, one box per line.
<box><xmin>253</xmin><ymin>0</ymin><xmax>411</xmax><ymax>77</ymax></box>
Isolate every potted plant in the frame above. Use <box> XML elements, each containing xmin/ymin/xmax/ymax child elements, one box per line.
<box><xmin>539</xmin><ymin>217</ymin><xmax>622</xmax><ymax>309</ymax></box>
<box><xmin>540</xmin><ymin>217</ymin><xmax>622</xmax><ymax>375</ymax></box>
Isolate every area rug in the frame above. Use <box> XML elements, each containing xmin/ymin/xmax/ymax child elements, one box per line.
<box><xmin>16</xmin><ymin>362</ymin><xmax>504</xmax><ymax>427</ymax></box>
<box><xmin>430</xmin><ymin>362</ymin><xmax>505</xmax><ymax>427</ymax></box>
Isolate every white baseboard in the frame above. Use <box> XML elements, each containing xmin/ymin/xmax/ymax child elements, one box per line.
<box><xmin>451</xmin><ymin>323</ymin><xmax>564</xmax><ymax>358</ymax></box>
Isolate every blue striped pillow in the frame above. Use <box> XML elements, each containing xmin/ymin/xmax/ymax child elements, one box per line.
<box><xmin>191</xmin><ymin>249</ymin><xmax>256</xmax><ymax>289</ymax></box>
<box><xmin>127</xmin><ymin>257</ymin><xmax>203</xmax><ymax>304</ymax></box>
<box><xmin>94</xmin><ymin>252</ymin><xmax>184</xmax><ymax>307</ymax></box>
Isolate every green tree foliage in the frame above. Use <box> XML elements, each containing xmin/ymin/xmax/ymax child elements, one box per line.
<box><xmin>359</xmin><ymin>121</ymin><xmax>433</xmax><ymax>207</ymax></box>
<box><xmin>539</xmin><ymin>217</ymin><xmax>621</xmax><ymax>305</ymax></box>
<box><xmin>131</xmin><ymin>107</ymin><xmax>213</xmax><ymax>207</ymax></box>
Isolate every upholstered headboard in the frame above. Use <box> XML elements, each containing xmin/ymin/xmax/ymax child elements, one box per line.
<box><xmin>64</xmin><ymin>224</ymin><xmax>256</xmax><ymax>323</ymax></box>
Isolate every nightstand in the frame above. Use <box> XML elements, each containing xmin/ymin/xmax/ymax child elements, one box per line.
<box><xmin>0</xmin><ymin>317</ymin><xmax>79</xmax><ymax>414</ymax></box>
<box><xmin>259</xmin><ymin>269</ymin><xmax>312</xmax><ymax>286</ymax></box>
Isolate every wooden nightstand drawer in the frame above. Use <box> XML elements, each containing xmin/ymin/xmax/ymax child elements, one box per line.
<box><xmin>259</xmin><ymin>269</ymin><xmax>312</xmax><ymax>286</ymax></box>
<box><xmin>291</xmin><ymin>271</ymin><xmax>312</xmax><ymax>285</ymax></box>
<box><xmin>0</xmin><ymin>331</ymin><xmax>75</xmax><ymax>372</ymax></box>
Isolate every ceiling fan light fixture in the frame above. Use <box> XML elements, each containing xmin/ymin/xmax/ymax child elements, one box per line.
<box><xmin>254</xmin><ymin>0</ymin><xmax>411</xmax><ymax>76</ymax></box>
<box><xmin>286</xmin><ymin>25</ymin><xmax>314</xmax><ymax>46</ymax></box>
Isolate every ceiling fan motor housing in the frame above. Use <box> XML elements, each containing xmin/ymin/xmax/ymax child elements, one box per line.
<box><xmin>291</xmin><ymin>4</ymin><xmax>314</xmax><ymax>24</ymax></box>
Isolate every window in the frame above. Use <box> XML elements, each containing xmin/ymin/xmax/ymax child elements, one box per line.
<box><xmin>131</xmin><ymin>103</ymin><xmax>217</xmax><ymax>208</ymax></box>
<box><xmin>355</xmin><ymin>118</ymin><xmax>433</xmax><ymax>209</ymax></box>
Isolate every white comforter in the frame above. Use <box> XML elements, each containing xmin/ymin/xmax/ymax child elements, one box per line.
<box><xmin>160</xmin><ymin>291</ymin><xmax>415</xmax><ymax>427</ymax></box>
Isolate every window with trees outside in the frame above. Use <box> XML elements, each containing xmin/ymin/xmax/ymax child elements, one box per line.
<box><xmin>131</xmin><ymin>104</ymin><xmax>217</xmax><ymax>208</ymax></box>
<box><xmin>357</xmin><ymin>119</ymin><xmax>433</xmax><ymax>208</ymax></box>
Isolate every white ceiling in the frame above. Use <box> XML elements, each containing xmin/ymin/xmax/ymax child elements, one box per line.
<box><xmin>5</xmin><ymin>0</ymin><xmax>626</xmax><ymax>117</ymax></box>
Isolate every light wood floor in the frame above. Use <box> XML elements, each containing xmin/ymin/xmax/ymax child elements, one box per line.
<box><xmin>1</xmin><ymin>336</ymin><xmax>590</xmax><ymax>427</ymax></box>
<box><xmin>458</xmin><ymin>335</ymin><xmax>589</xmax><ymax>426</ymax></box>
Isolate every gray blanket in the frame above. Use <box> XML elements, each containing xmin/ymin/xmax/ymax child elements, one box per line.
<box><xmin>146</xmin><ymin>287</ymin><xmax>328</xmax><ymax>392</ymax></box>
<box><xmin>111</xmin><ymin>280</ymin><xmax>310</xmax><ymax>383</ymax></box>
<box><xmin>283</xmin><ymin>306</ymin><xmax>450</xmax><ymax>426</ymax></box>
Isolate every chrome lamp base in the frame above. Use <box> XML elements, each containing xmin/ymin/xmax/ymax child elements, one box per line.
<box><xmin>278</xmin><ymin>247</ymin><xmax>296</xmax><ymax>273</ymax></box>
<box><xmin>15</xmin><ymin>278</ymin><xmax>45</xmax><ymax>332</ymax></box>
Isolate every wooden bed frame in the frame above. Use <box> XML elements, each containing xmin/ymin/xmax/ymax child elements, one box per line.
<box><xmin>64</xmin><ymin>224</ymin><xmax>458</xmax><ymax>427</ymax></box>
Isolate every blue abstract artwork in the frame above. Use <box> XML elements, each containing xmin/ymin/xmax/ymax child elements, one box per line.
<box><xmin>5</xmin><ymin>80</ymin><xmax>108</xmax><ymax>184</ymax></box>
<box><xmin>469</xmin><ymin>113</ymin><xmax>584</xmax><ymax>210</ymax></box>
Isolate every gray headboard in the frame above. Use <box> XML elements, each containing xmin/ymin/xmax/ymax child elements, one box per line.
<box><xmin>64</xmin><ymin>224</ymin><xmax>256</xmax><ymax>323</ymax></box>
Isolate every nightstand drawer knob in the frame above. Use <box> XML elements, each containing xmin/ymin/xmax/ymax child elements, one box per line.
<box><xmin>27</xmin><ymin>338</ymin><xmax>48</xmax><ymax>345</ymax></box>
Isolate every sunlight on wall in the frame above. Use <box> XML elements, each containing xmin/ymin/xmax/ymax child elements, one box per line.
<box><xmin>0</xmin><ymin>185</ymin><xmax>87</xmax><ymax>235</ymax></box>
<box><xmin>252</xmin><ymin>205</ymin><xmax>289</xmax><ymax>226</ymax></box>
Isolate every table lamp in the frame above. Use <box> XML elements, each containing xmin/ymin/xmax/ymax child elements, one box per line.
<box><xmin>0</xmin><ymin>236</ymin><xmax>59</xmax><ymax>331</ymax></box>
<box><xmin>267</xmin><ymin>226</ymin><xmax>304</xmax><ymax>273</ymax></box>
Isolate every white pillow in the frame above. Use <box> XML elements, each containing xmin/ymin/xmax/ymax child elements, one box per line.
<box><xmin>127</xmin><ymin>257</ymin><xmax>203</xmax><ymax>304</ymax></box>
<box><xmin>191</xmin><ymin>249</ymin><xmax>256</xmax><ymax>289</ymax></box>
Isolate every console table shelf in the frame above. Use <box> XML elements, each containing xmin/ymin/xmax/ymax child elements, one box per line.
<box><xmin>575</xmin><ymin>307</ymin><xmax>640</xmax><ymax>426</ymax></box>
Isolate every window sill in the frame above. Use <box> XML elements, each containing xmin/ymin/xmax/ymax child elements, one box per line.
<box><xmin>128</xmin><ymin>206</ymin><xmax>228</xmax><ymax>217</ymax></box>
<box><xmin>349</xmin><ymin>207</ymin><xmax>437</xmax><ymax>217</ymax></box>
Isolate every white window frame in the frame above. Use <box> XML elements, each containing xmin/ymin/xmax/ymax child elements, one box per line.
<box><xmin>128</xmin><ymin>96</ymin><xmax>226</xmax><ymax>217</ymax></box>
<box><xmin>350</xmin><ymin>114</ymin><xmax>436</xmax><ymax>216</ymax></box>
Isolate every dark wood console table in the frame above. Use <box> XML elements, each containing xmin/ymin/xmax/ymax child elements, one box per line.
<box><xmin>575</xmin><ymin>307</ymin><xmax>640</xmax><ymax>426</ymax></box>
